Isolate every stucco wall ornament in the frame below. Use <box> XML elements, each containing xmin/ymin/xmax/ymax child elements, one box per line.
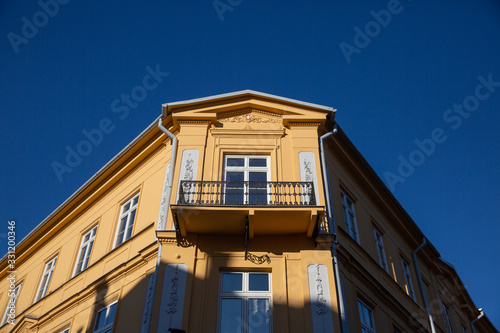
<box><xmin>219</xmin><ymin>114</ymin><xmax>282</xmax><ymax>123</ymax></box>
<box><xmin>182</xmin><ymin>154</ymin><xmax>195</xmax><ymax>203</ymax></box>
<box><xmin>177</xmin><ymin>149</ymin><xmax>199</xmax><ymax>205</ymax></box>
<box><xmin>157</xmin><ymin>163</ymin><xmax>171</xmax><ymax>230</ymax></box>
<box><xmin>299</xmin><ymin>152</ymin><xmax>320</xmax><ymax>207</ymax></box>
<box><xmin>314</xmin><ymin>265</ymin><xmax>328</xmax><ymax>315</ymax></box>
<box><xmin>166</xmin><ymin>265</ymin><xmax>179</xmax><ymax>314</ymax></box>
<box><xmin>308</xmin><ymin>264</ymin><xmax>334</xmax><ymax>333</ymax></box>
<box><xmin>140</xmin><ymin>274</ymin><xmax>155</xmax><ymax>333</ymax></box>
<box><xmin>183</xmin><ymin>154</ymin><xmax>194</xmax><ymax>180</ymax></box>
<box><xmin>157</xmin><ymin>263</ymin><xmax>188</xmax><ymax>332</ymax></box>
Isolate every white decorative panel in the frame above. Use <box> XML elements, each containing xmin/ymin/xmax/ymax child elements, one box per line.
<box><xmin>308</xmin><ymin>264</ymin><xmax>335</xmax><ymax>333</ymax></box>
<box><xmin>157</xmin><ymin>162</ymin><xmax>171</xmax><ymax>231</ymax></box>
<box><xmin>157</xmin><ymin>263</ymin><xmax>188</xmax><ymax>332</ymax></box>
<box><xmin>176</xmin><ymin>149</ymin><xmax>199</xmax><ymax>205</ymax></box>
<box><xmin>299</xmin><ymin>151</ymin><xmax>320</xmax><ymax>205</ymax></box>
<box><xmin>140</xmin><ymin>274</ymin><xmax>155</xmax><ymax>333</ymax></box>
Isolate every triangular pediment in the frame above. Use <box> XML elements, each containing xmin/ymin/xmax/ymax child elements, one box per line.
<box><xmin>163</xmin><ymin>90</ymin><xmax>335</xmax><ymax>126</ymax></box>
<box><xmin>8</xmin><ymin>315</ymin><xmax>37</xmax><ymax>333</ymax></box>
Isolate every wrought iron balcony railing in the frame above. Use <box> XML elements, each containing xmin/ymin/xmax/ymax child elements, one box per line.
<box><xmin>177</xmin><ymin>181</ymin><xmax>317</xmax><ymax>206</ymax></box>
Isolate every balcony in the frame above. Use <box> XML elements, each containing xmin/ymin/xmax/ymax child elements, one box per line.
<box><xmin>171</xmin><ymin>181</ymin><xmax>324</xmax><ymax>238</ymax></box>
<box><xmin>178</xmin><ymin>180</ymin><xmax>317</xmax><ymax>206</ymax></box>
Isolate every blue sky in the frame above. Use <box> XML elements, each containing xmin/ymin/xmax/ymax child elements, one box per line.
<box><xmin>1</xmin><ymin>0</ymin><xmax>499</xmax><ymax>328</ymax></box>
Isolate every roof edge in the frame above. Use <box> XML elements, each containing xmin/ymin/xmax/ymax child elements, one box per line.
<box><xmin>162</xmin><ymin>90</ymin><xmax>336</xmax><ymax>112</ymax></box>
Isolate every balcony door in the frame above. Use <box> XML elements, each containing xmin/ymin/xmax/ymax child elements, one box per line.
<box><xmin>224</xmin><ymin>155</ymin><xmax>270</xmax><ymax>205</ymax></box>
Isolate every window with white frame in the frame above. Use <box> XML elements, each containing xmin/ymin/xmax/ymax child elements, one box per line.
<box><xmin>93</xmin><ymin>302</ymin><xmax>117</xmax><ymax>333</ymax></box>
<box><xmin>373</xmin><ymin>227</ymin><xmax>388</xmax><ymax>272</ymax></box>
<box><xmin>340</xmin><ymin>189</ymin><xmax>359</xmax><ymax>242</ymax></box>
<box><xmin>357</xmin><ymin>299</ymin><xmax>376</xmax><ymax>333</ymax></box>
<box><xmin>443</xmin><ymin>303</ymin><xmax>455</xmax><ymax>333</ymax></box>
<box><xmin>401</xmin><ymin>258</ymin><xmax>416</xmax><ymax>301</ymax></box>
<box><xmin>59</xmin><ymin>329</ymin><xmax>70</xmax><ymax>333</ymax></box>
<box><xmin>73</xmin><ymin>225</ymin><xmax>97</xmax><ymax>276</ymax></box>
<box><xmin>223</xmin><ymin>155</ymin><xmax>270</xmax><ymax>205</ymax></box>
<box><xmin>114</xmin><ymin>193</ymin><xmax>139</xmax><ymax>248</ymax></box>
<box><xmin>218</xmin><ymin>272</ymin><xmax>271</xmax><ymax>333</ymax></box>
<box><xmin>35</xmin><ymin>256</ymin><xmax>57</xmax><ymax>302</ymax></box>
<box><xmin>1</xmin><ymin>283</ymin><xmax>22</xmax><ymax>326</ymax></box>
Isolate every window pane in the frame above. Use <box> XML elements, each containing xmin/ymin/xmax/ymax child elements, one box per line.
<box><xmin>129</xmin><ymin>209</ymin><xmax>137</xmax><ymax>224</ymax></box>
<box><xmin>220</xmin><ymin>298</ymin><xmax>242</xmax><ymax>333</ymax></box>
<box><xmin>106</xmin><ymin>303</ymin><xmax>117</xmax><ymax>325</ymax></box>
<box><xmin>364</xmin><ymin>307</ymin><xmax>372</xmax><ymax>327</ymax></box>
<box><xmin>249</xmin><ymin>158</ymin><xmax>267</xmax><ymax>167</ymax></box>
<box><xmin>227</xmin><ymin>158</ymin><xmax>245</xmax><ymax>167</ymax></box>
<box><xmin>37</xmin><ymin>276</ymin><xmax>47</xmax><ymax>300</ymax></box>
<box><xmin>358</xmin><ymin>302</ymin><xmax>365</xmax><ymax>322</ymax></box>
<box><xmin>225</xmin><ymin>188</ymin><xmax>244</xmax><ymax>205</ymax></box>
<box><xmin>119</xmin><ymin>216</ymin><xmax>127</xmax><ymax>234</ymax></box>
<box><xmin>82</xmin><ymin>254</ymin><xmax>90</xmax><ymax>272</ymax></box>
<box><xmin>76</xmin><ymin>249</ymin><xmax>86</xmax><ymax>272</ymax></box>
<box><xmin>86</xmin><ymin>240</ymin><xmax>95</xmax><ymax>265</ymax></box>
<box><xmin>226</xmin><ymin>172</ymin><xmax>244</xmax><ymax>182</ymax></box>
<box><xmin>222</xmin><ymin>273</ymin><xmax>243</xmax><ymax>291</ymax></box>
<box><xmin>249</xmin><ymin>189</ymin><xmax>267</xmax><ymax>205</ymax></box>
<box><xmin>125</xmin><ymin>210</ymin><xmax>136</xmax><ymax>240</ymax></box>
<box><xmin>248</xmin><ymin>298</ymin><xmax>270</xmax><ymax>333</ymax></box>
<box><xmin>249</xmin><ymin>274</ymin><xmax>269</xmax><ymax>291</ymax></box>
<box><xmin>95</xmin><ymin>309</ymin><xmax>106</xmax><ymax>329</ymax></box>
<box><xmin>249</xmin><ymin>172</ymin><xmax>267</xmax><ymax>183</ymax></box>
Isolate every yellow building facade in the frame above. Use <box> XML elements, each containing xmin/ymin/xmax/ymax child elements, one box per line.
<box><xmin>0</xmin><ymin>91</ymin><xmax>497</xmax><ymax>333</ymax></box>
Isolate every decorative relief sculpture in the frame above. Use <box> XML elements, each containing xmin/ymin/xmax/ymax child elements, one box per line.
<box><xmin>183</xmin><ymin>155</ymin><xmax>194</xmax><ymax>180</ymax></box>
<box><xmin>315</xmin><ymin>265</ymin><xmax>328</xmax><ymax>315</ymax></box>
<box><xmin>303</xmin><ymin>159</ymin><xmax>313</xmax><ymax>182</ymax></box>
<box><xmin>299</xmin><ymin>152</ymin><xmax>319</xmax><ymax>206</ymax></box>
<box><xmin>166</xmin><ymin>265</ymin><xmax>179</xmax><ymax>314</ymax></box>
<box><xmin>308</xmin><ymin>264</ymin><xmax>334</xmax><ymax>333</ymax></box>
<box><xmin>177</xmin><ymin>150</ymin><xmax>199</xmax><ymax>204</ymax></box>
<box><xmin>182</xmin><ymin>154</ymin><xmax>195</xmax><ymax>203</ymax></box>
<box><xmin>245</xmin><ymin>252</ymin><xmax>271</xmax><ymax>265</ymax></box>
<box><xmin>157</xmin><ymin>163</ymin><xmax>171</xmax><ymax>230</ymax></box>
<box><xmin>157</xmin><ymin>264</ymin><xmax>188</xmax><ymax>332</ymax></box>
<box><xmin>219</xmin><ymin>114</ymin><xmax>281</xmax><ymax>123</ymax></box>
<box><xmin>140</xmin><ymin>274</ymin><xmax>155</xmax><ymax>333</ymax></box>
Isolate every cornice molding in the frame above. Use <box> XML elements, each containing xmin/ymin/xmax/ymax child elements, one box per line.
<box><xmin>156</xmin><ymin>230</ymin><xmax>178</xmax><ymax>244</ymax></box>
<box><xmin>177</xmin><ymin>120</ymin><xmax>212</xmax><ymax>125</ymax></box>
<box><xmin>287</xmin><ymin>121</ymin><xmax>322</xmax><ymax>127</ymax></box>
<box><xmin>210</xmin><ymin>128</ymin><xmax>285</xmax><ymax>138</ymax></box>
